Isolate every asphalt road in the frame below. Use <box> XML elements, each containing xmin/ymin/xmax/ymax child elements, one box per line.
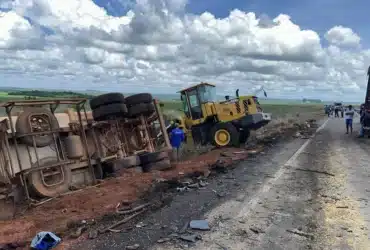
<box><xmin>77</xmin><ymin>117</ymin><xmax>370</xmax><ymax>250</ymax></box>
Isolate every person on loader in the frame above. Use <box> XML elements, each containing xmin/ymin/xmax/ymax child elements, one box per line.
<box><xmin>169</xmin><ymin>123</ymin><xmax>185</xmax><ymax>162</ymax></box>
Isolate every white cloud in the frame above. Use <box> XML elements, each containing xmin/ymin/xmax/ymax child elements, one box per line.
<box><xmin>325</xmin><ymin>26</ymin><xmax>361</xmax><ymax>48</ymax></box>
<box><xmin>0</xmin><ymin>0</ymin><xmax>368</xmax><ymax>101</ymax></box>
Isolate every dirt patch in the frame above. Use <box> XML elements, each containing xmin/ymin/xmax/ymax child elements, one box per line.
<box><xmin>0</xmin><ymin>147</ymin><xmax>247</xmax><ymax>247</ymax></box>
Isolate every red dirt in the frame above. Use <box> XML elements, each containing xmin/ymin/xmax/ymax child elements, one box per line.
<box><xmin>0</xmin><ymin>148</ymin><xmax>248</xmax><ymax>246</ymax></box>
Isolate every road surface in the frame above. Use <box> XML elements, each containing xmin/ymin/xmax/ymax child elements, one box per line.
<box><xmin>78</xmin><ymin>117</ymin><xmax>370</xmax><ymax>250</ymax></box>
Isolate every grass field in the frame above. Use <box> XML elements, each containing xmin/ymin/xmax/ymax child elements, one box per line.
<box><xmin>0</xmin><ymin>91</ymin><xmax>26</xmax><ymax>100</ymax></box>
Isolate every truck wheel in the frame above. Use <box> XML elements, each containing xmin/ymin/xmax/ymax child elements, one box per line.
<box><xmin>210</xmin><ymin>123</ymin><xmax>240</xmax><ymax>147</ymax></box>
<box><xmin>16</xmin><ymin>107</ymin><xmax>59</xmax><ymax>147</ymax></box>
<box><xmin>28</xmin><ymin>157</ymin><xmax>72</xmax><ymax>198</ymax></box>
<box><xmin>139</xmin><ymin>151</ymin><xmax>168</xmax><ymax>165</ymax></box>
<box><xmin>128</xmin><ymin>103</ymin><xmax>155</xmax><ymax>118</ymax></box>
<box><xmin>142</xmin><ymin>158</ymin><xmax>172</xmax><ymax>173</ymax></box>
<box><xmin>92</xmin><ymin>103</ymin><xmax>128</xmax><ymax>121</ymax></box>
<box><xmin>89</xmin><ymin>93</ymin><xmax>125</xmax><ymax>110</ymax></box>
<box><xmin>125</xmin><ymin>93</ymin><xmax>153</xmax><ymax>106</ymax></box>
<box><xmin>239</xmin><ymin>129</ymin><xmax>250</xmax><ymax>143</ymax></box>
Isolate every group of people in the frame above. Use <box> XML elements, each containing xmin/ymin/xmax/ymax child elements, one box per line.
<box><xmin>325</xmin><ymin>104</ymin><xmax>366</xmax><ymax>136</ymax></box>
<box><xmin>324</xmin><ymin>104</ymin><xmax>344</xmax><ymax>118</ymax></box>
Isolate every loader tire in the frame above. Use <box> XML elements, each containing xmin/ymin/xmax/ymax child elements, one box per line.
<box><xmin>16</xmin><ymin>107</ymin><xmax>59</xmax><ymax>147</ymax></box>
<box><xmin>142</xmin><ymin>158</ymin><xmax>172</xmax><ymax>173</ymax></box>
<box><xmin>125</xmin><ymin>93</ymin><xmax>153</xmax><ymax>106</ymax></box>
<box><xmin>128</xmin><ymin>103</ymin><xmax>155</xmax><ymax>118</ymax></box>
<box><xmin>139</xmin><ymin>151</ymin><xmax>168</xmax><ymax>165</ymax></box>
<box><xmin>28</xmin><ymin>157</ymin><xmax>72</xmax><ymax>198</ymax></box>
<box><xmin>89</xmin><ymin>93</ymin><xmax>125</xmax><ymax>110</ymax></box>
<box><xmin>92</xmin><ymin>103</ymin><xmax>128</xmax><ymax>121</ymax></box>
<box><xmin>210</xmin><ymin>123</ymin><xmax>240</xmax><ymax>147</ymax></box>
<box><xmin>239</xmin><ymin>128</ymin><xmax>250</xmax><ymax>143</ymax></box>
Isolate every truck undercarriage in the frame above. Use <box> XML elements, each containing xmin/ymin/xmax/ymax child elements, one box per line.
<box><xmin>0</xmin><ymin>94</ymin><xmax>171</xmax><ymax>220</ymax></box>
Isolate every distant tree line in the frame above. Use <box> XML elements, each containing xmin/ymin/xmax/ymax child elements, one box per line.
<box><xmin>8</xmin><ymin>90</ymin><xmax>94</xmax><ymax>99</ymax></box>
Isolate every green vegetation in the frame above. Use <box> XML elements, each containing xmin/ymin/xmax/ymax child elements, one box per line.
<box><xmin>7</xmin><ymin>90</ymin><xmax>93</xmax><ymax>99</ymax></box>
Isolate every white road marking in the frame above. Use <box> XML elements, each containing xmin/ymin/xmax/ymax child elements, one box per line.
<box><xmin>237</xmin><ymin>118</ymin><xmax>329</xmax><ymax>219</ymax></box>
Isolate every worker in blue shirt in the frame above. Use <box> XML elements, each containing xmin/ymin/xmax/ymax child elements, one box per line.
<box><xmin>169</xmin><ymin>123</ymin><xmax>185</xmax><ymax>162</ymax></box>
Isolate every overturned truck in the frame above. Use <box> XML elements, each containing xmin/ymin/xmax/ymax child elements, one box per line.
<box><xmin>0</xmin><ymin>93</ymin><xmax>172</xmax><ymax>220</ymax></box>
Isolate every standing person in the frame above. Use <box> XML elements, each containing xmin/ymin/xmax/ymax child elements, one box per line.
<box><xmin>334</xmin><ymin>106</ymin><xmax>339</xmax><ymax>118</ymax></box>
<box><xmin>169</xmin><ymin>123</ymin><xmax>185</xmax><ymax>162</ymax></box>
<box><xmin>344</xmin><ymin>105</ymin><xmax>355</xmax><ymax>134</ymax></box>
<box><xmin>340</xmin><ymin>106</ymin><xmax>344</xmax><ymax>118</ymax></box>
<box><xmin>325</xmin><ymin>105</ymin><xmax>330</xmax><ymax>117</ymax></box>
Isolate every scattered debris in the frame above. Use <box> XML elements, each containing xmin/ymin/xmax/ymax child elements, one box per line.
<box><xmin>249</xmin><ymin>226</ymin><xmax>265</xmax><ymax>234</ymax></box>
<box><xmin>295</xmin><ymin>168</ymin><xmax>335</xmax><ymax>177</ymax></box>
<box><xmin>179</xmin><ymin>234</ymin><xmax>201</xmax><ymax>243</ymax></box>
<box><xmin>336</xmin><ymin>206</ymin><xmax>349</xmax><ymax>209</ymax></box>
<box><xmin>157</xmin><ymin>238</ymin><xmax>171</xmax><ymax>243</ymax></box>
<box><xmin>117</xmin><ymin>203</ymin><xmax>151</xmax><ymax>215</ymax></box>
<box><xmin>103</xmin><ymin>210</ymin><xmax>147</xmax><ymax>233</ymax></box>
<box><xmin>70</xmin><ymin>226</ymin><xmax>87</xmax><ymax>238</ymax></box>
<box><xmin>30</xmin><ymin>232</ymin><xmax>61</xmax><ymax>250</ymax></box>
<box><xmin>190</xmin><ymin>220</ymin><xmax>210</xmax><ymax>231</ymax></box>
<box><xmin>286</xmin><ymin>229</ymin><xmax>314</xmax><ymax>239</ymax></box>
<box><xmin>88</xmin><ymin>230</ymin><xmax>98</xmax><ymax>240</ymax></box>
<box><xmin>126</xmin><ymin>244</ymin><xmax>140</xmax><ymax>250</ymax></box>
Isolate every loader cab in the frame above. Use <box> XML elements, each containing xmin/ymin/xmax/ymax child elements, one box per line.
<box><xmin>179</xmin><ymin>82</ymin><xmax>217</xmax><ymax>122</ymax></box>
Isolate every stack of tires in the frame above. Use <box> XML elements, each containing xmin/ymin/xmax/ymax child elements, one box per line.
<box><xmin>89</xmin><ymin>93</ymin><xmax>127</xmax><ymax>121</ymax></box>
<box><xmin>124</xmin><ymin>93</ymin><xmax>155</xmax><ymax>118</ymax></box>
<box><xmin>139</xmin><ymin>150</ymin><xmax>172</xmax><ymax>172</ymax></box>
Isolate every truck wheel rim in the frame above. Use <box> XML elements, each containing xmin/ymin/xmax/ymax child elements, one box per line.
<box><xmin>215</xmin><ymin>129</ymin><xmax>230</xmax><ymax>146</ymax></box>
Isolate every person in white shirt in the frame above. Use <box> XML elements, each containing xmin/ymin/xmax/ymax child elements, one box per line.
<box><xmin>344</xmin><ymin>105</ymin><xmax>355</xmax><ymax>134</ymax></box>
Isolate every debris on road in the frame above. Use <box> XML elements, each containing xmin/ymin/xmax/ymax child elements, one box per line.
<box><xmin>295</xmin><ymin>168</ymin><xmax>335</xmax><ymax>177</ymax></box>
<box><xmin>249</xmin><ymin>226</ymin><xmax>265</xmax><ymax>234</ymax></box>
<box><xmin>336</xmin><ymin>206</ymin><xmax>349</xmax><ymax>209</ymax></box>
<box><xmin>179</xmin><ymin>234</ymin><xmax>201</xmax><ymax>243</ymax></box>
<box><xmin>116</xmin><ymin>202</ymin><xmax>151</xmax><ymax>215</ymax></box>
<box><xmin>157</xmin><ymin>238</ymin><xmax>171</xmax><ymax>243</ymax></box>
<box><xmin>286</xmin><ymin>229</ymin><xmax>314</xmax><ymax>239</ymax></box>
<box><xmin>189</xmin><ymin>220</ymin><xmax>210</xmax><ymax>231</ymax></box>
<box><xmin>126</xmin><ymin>244</ymin><xmax>140</xmax><ymax>250</ymax></box>
<box><xmin>30</xmin><ymin>231</ymin><xmax>61</xmax><ymax>250</ymax></box>
<box><xmin>103</xmin><ymin>210</ymin><xmax>147</xmax><ymax>233</ymax></box>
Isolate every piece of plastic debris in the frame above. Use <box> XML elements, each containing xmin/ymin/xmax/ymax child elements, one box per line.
<box><xmin>189</xmin><ymin>220</ymin><xmax>210</xmax><ymax>231</ymax></box>
<box><xmin>30</xmin><ymin>232</ymin><xmax>61</xmax><ymax>250</ymax></box>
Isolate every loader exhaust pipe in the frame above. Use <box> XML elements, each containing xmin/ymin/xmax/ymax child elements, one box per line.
<box><xmin>236</xmin><ymin>89</ymin><xmax>239</xmax><ymax>98</ymax></box>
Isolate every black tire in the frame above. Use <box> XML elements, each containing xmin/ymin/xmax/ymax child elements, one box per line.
<box><xmin>239</xmin><ymin>128</ymin><xmax>250</xmax><ymax>143</ymax></box>
<box><xmin>128</xmin><ymin>103</ymin><xmax>155</xmax><ymax>118</ymax></box>
<box><xmin>16</xmin><ymin>107</ymin><xmax>59</xmax><ymax>147</ymax></box>
<box><xmin>28</xmin><ymin>157</ymin><xmax>72</xmax><ymax>198</ymax></box>
<box><xmin>142</xmin><ymin>158</ymin><xmax>172</xmax><ymax>172</ymax></box>
<box><xmin>140</xmin><ymin>151</ymin><xmax>168</xmax><ymax>165</ymax></box>
<box><xmin>89</xmin><ymin>93</ymin><xmax>125</xmax><ymax>110</ymax></box>
<box><xmin>125</xmin><ymin>93</ymin><xmax>153</xmax><ymax>106</ymax></box>
<box><xmin>92</xmin><ymin>103</ymin><xmax>128</xmax><ymax>121</ymax></box>
<box><xmin>210</xmin><ymin>123</ymin><xmax>240</xmax><ymax>147</ymax></box>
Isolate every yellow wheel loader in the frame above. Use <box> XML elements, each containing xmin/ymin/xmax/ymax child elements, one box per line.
<box><xmin>168</xmin><ymin>82</ymin><xmax>271</xmax><ymax>147</ymax></box>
